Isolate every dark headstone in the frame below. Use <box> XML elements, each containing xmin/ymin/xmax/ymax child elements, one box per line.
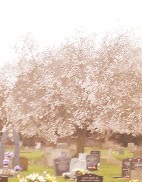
<box><xmin>121</xmin><ymin>158</ymin><xmax>132</xmax><ymax>178</ymax></box>
<box><xmin>0</xmin><ymin>177</ymin><xmax>8</xmax><ymax>182</ymax></box>
<box><xmin>53</xmin><ymin>154</ymin><xmax>70</xmax><ymax>176</ymax></box>
<box><xmin>86</xmin><ymin>155</ymin><xmax>97</xmax><ymax>170</ymax></box>
<box><xmin>90</xmin><ymin>151</ymin><xmax>101</xmax><ymax>163</ymax></box>
<box><xmin>20</xmin><ymin>157</ymin><xmax>28</xmax><ymax>171</ymax></box>
<box><xmin>77</xmin><ymin>173</ymin><xmax>103</xmax><ymax>182</ymax></box>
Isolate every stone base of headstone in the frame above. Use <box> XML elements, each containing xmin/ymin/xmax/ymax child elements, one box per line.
<box><xmin>0</xmin><ymin>177</ymin><xmax>8</xmax><ymax>182</ymax></box>
<box><xmin>131</xmin><ymin>170</ymin><xmax>142</xmax><ymax>182</ymax></box>
<box><xmin>20</xmin><ymin>157</ymin><xmax>28</xmax><ymax>171</ymax></box>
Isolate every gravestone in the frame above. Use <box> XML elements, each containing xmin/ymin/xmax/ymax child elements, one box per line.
<box><xmin>108</xmin><ymin>148</ymin><xmax>113</xmax><ymax>163</ymax></box>
<box><xmin>57</xmin><ymin>143</ymin><xmax>68</xmax><ymax>149</ymax></box>
<box><xmin>133</xmin><ymin>150</ymin><xmax>142</xmax><ymax>158</ymax></box>
<box><xmin>131</xmin><ymin>158</ymin><xmax>142</xmax><ymax>170</ymax></box>
<box><xmin>119</xmin><ymin>147</ymin><xmax>124</xmax><ymax>155</ymax></box>
<box><xmin>35</xmin><ymin>143</ymin><xmax>41</xmax><ymax>150</ymax></box>
<box><xmin>53</xmin><ymin>152</ymin><xmax>70</xmax><ymax>176</ymax></box>
<box><xmin>52</xmin><ymin>149</ymin><xmax>70</xmax><ymax>164</ymax></box>
<box><xmin>79</xmin><ymin>153</ymin><xmax>86</xmax><ymax>161</ymax></box>
<box><xmin>86</xmin><ymin>155</ymin><xmax>98</xmax><ymax>170</ymax></box>
<box><xmin>12</xmin><ymin>130</ymin><xmax>20</xmax><ymax>167</ymax></box>
<box><xmin>128</xmin><ymin>143</ymin><xmax>134</xmax><ymax>148</ymax></box>
<box><xmin>121</xmin><ymin>158</ymin><xmax>132</xmax><ymax>178</ymax></box>
<box><xmin>0</xmin><ymin>129</ymin><xmax>20</xmax><ymax>168</ymax></box>
<box><xmin>90</xmin><ymin>151</ymin><xmax>101</xmax><ymax>165</ymax></box>
<box><xmin>130</xmin><ymin>158</ymin><xmax>142</xmax><ymax>182</ymax></box>
<box><xmin>128</xmin><ymin>143</ymin><xmax>137</xmax><ymax>153</ymax></box>
<box><xmin>45</xmin><ymin>147</ymin><xmax>54</xmax><ymax>167</ymax></box>
<box><xmin>69</xmin><ymin>144</ymin><xmax>77</xmax><ymax>157</ymax></box>
<box><xmin>70</xmin><ymin>158</ymin><xmax>87</xmax><ymax>172</ymax></box>
<box><xmin>77</xmin><ymin>173</ymin><xmax>103</xmax><ymax>182</ymax></box>
<box><xmin>0</xmin><ymin>177</ymin><xmax>8</xmax><ymax>182</ymax></box>
<box><xmin>20</xmin><ymin>157</ymin><xmax>28</xmax><ymax>171</ymax></box>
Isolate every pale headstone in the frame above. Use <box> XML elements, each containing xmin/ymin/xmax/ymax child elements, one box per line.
<box><xmin>78</xmin><ymin>153</ymin><xmax>86</xmax><ymax>160</ymax></box>
<box><xmin>70</xmin><ymin>158</ymin><xmax>87</xmax><ymax>172</ymax></box>
<box><xmin>35</xmin><ymin>143</ymin><xmax>41</xmax><ymax>150</ymax></box>
<box><xmin>70</xmin><ymin>158</ymin><xmax>79</xmax><ymax>172</ymax></box>
<box><xmin>45</xmin><ymin>147</ymin><xmax>54</xmax><ymax>167</ymax></box>
<box><xmin>57</xmin><ymin>143</ymin><xmax>68</xmax><ymax>149</ymax></box>
<box><xmin>69</xmin><ymin>144</ymin><xmax>77</xmax><ymax>157</ymax></box>
<box><xmin>108</xmin><ymin>148</ymin><xmax>113</xmax><ymax>163</ymax></box>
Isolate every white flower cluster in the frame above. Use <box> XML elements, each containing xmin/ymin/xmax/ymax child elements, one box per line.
<box><xmin>19</xmin><ymin>172</ymin><xmax>56</xmax><ymax>182</ymax></box>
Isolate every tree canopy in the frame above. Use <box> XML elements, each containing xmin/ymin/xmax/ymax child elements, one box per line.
<box><xmin>1</xmin><ymin>31</ymin><xmax>142</xmax><ymax>151</ymax></box>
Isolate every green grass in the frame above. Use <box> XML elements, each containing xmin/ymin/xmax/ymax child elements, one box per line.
<box><xmin>112</xmin><ymin>148</ymin><xmax>133</xmax><ymax>161</ymax></box>
<box><xmin>8</xmin><ymin>147</ymin><xmax>132</xmax><ymax>182</ymax></box>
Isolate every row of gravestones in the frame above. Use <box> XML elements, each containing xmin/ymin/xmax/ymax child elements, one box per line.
<box><xmin>53</xmin><ymin>151</ymin><xmax>101</xmax><ymax>176</ymax></box>
<box><xmin>122</xmin><ymin>158</ymin><xmax>142</xmax><ymax>181</ymax></box>
<box><xmin>53</xmin><ymin>151</ymin><xmax>103</xmax><ymax>182</ymax></box>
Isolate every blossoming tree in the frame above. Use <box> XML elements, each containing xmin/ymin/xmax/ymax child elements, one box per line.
<box><xmin>4</xmin><ymin>31</ymin><xmax>142</xmax><ymax>154</ymax></box>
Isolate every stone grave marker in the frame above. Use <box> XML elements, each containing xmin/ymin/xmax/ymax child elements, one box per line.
<box><xmin>128</xmin><ymin>143</ymin><xmax>134</xmax><ymax>148</ymax></box>
<box><xmin>45</xmin><ymin>147</ymin><xmax>54</xmax><ymax>167</ymax></box>
<box><xmin>77</xmin><ymin>173</ymin><xmax>103</xmax><ymax>182</ymax></box>
<box><xmin>79</xmin><ymin>153</ymin><xmax>86</xmax><ymax>161</ymax></box>
<box><xmin>86</xmin><ymin>154</ymin><xmax>98</xmax><ymax>170</ymax></box>
<box><xmin>35</xmin><ymin>143</ymin><xmax>41</xmax><ymax>150</ymax></box>
<box><xmin>69</xmin><ymin>144</ymin><xmax>77</xmax><ymax>157</ymax></box>
<box><xmin>131</xmin><ymin>158</ymin><xmax>142</xmax><ymax>170</ymax></box>
<box><xmin>90</xmin><ymin>151</ymin><xmax>100</xmax><ymax>163</ymax></box>
<box><xmin>0</xmin><ymin>129</ymin><xmax>20</xmax><ymax>169</ymax></box>
<box><xmin>121</xmin><ymin>158</ymin><xmax>132</xmax><ymax>178</ymax></box>
<box><xmin>20</xmin><ymin>157</ymin><xmax>28</xmax><ymax>171</ymax></box>
<box><xmin>133</xmin><ymin>150</ymin><xmax>142</xmax><ymax>158</ymax></box>
<box><xmin>12</xmin><ymin>129</ymin><xmax>20</xmax><ymax>167</ymax></box>
<box><xmin>57</xmin><ymin>143</ymin><xmax>68</xmax><ymax>149</ymax></box>
<box><xmin>53</xmin><ymin>152</ymin><xmax>70</xmax><ymax>176</ymax></box>
<box><xmin>70</xmin><ymin>158</ymin><xmax>78</xmax><ymax>172</ymax></box>
<box><xmin>130</xmin><ymin>158</ymin><xmax>142</xmax><ymax>182</ymax></box>
<box><xmin>70</xmin><ymin>158</ymin><xmax>87</xmax><ymax>172</ymax></box>
<box><xmin>119</xmin><ymin>147</ymin><xmax>124</xmax><ymax>154</ymax></box>
<box><xmin>128</xmin><ymin>143</ymin><xmax>137</xmax><ymax>152</ymax></box>
<box><xmin>0</xmin><ymin>130</ymin><xmax>9</xmax><ymax>168</ymax></box>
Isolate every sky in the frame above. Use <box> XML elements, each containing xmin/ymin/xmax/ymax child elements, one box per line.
<box><xmin>0</xmin><ymin>0</ymin><xmax>142</xmax><ymax>67</ymax></box>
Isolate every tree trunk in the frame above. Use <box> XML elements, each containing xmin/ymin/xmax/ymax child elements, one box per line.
<box><xmin>74</xmin><ymin>128</ymin><xmax>86</xmax><ymax>157</ymax></box>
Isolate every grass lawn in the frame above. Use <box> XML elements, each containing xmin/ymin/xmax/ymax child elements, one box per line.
<box><xmin>8</xmin><ymin>147</ymin><xmax>132</xmax><ymax>182</ymax></box>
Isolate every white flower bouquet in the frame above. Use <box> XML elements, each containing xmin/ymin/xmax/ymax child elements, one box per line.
<box><xmin>19</xmin><ymin>172</ymin><xmax>56</xmax><ymax>182</ymax></box>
